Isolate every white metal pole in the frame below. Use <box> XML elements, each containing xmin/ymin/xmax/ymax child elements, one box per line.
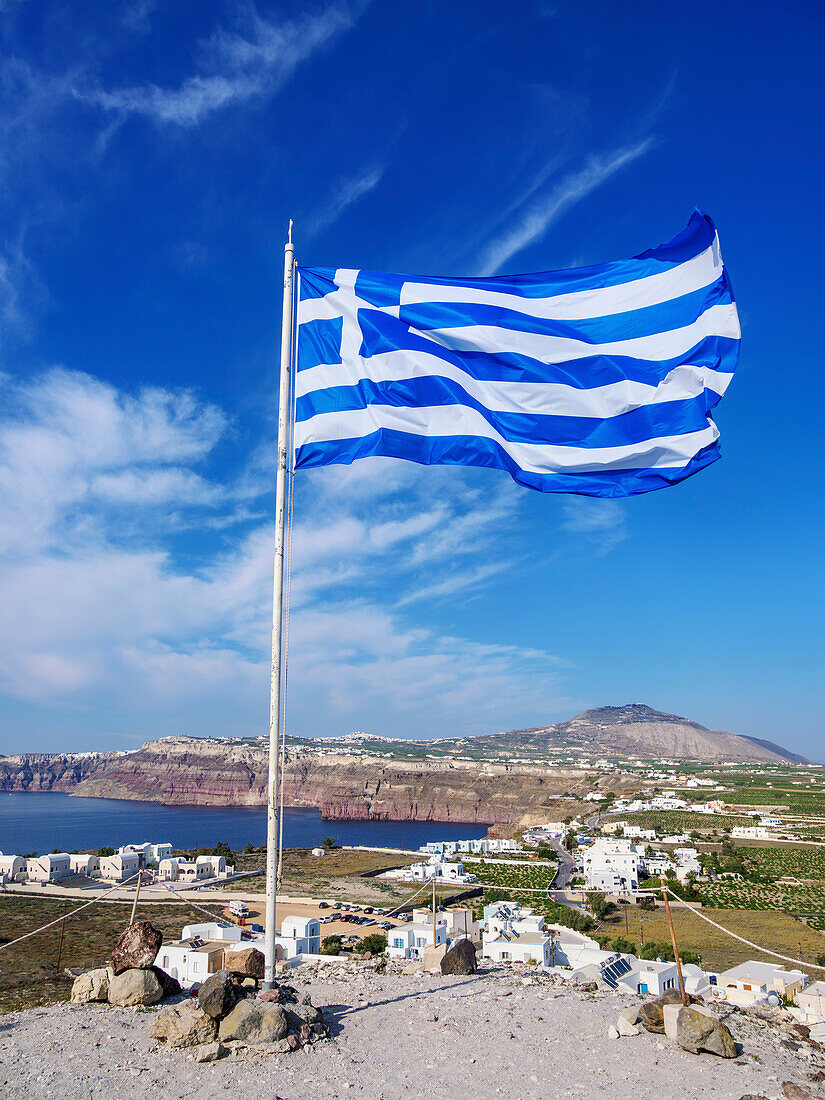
<box><xmin>263</xmin><ymin>222</ymin><xmax>295</xmax><ymax>989</ymax></box>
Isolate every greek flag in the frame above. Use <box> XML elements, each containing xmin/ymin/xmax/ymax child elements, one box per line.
<box><xmin>293</xmin><ymin>211</ymin><xmax>740</xmax><ymax>497</ymax></box>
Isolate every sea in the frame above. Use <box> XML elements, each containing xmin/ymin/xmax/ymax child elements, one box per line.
<box><xmin>0</xmin><ymin>792</ymin><xmax>487</xmax><ymax>856</ymax></box>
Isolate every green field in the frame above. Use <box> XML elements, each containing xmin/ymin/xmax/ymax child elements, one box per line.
<box><xmin>610</xmin><ymin>810</ymin><xmax>753</xmax><ymax>832</ymax></box>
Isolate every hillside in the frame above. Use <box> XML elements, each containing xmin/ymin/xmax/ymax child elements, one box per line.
<box><xmin>0</xmin><ymin>703</ymin><xmax>806</xmax><ymax>823</ymax></box>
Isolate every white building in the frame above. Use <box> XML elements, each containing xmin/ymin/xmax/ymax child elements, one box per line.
<box><xmin>196</xmin><ymin>854</ymin><xmax>234</xmax><ymax>878</ymax></box>
<box><xmin>714</xmin><ymin>961</ymin><xmax>808</xmax><ymax>1006</ymax></box>
<box><xmin>404</xmin><ymin>857</ymin><xmax>477</xmax><ymax>884</ymax></box>
<box><xmin>731</xmin><ymin>826</ymin><xmax>770</xmax><ymax>840</ymax></box>
<box><xmin>25</xmin><ymin>853</ymin><xmax>71</xmax><ymax>882</ymax></box>
<box><xmin>0</xmin><ymin>854</ymin><xmax>25</xmax><ymax>883</ymax></box>
<box><xmin>68</xmin><ymin>853</ymin><xmax>99</xmax><ymax>876</ymax></box>
<box><xmin>158</xmin><ymin>857</ymin><xmax>182</xmax><ymax>881</ymax></box>
<box><xmin>643</xmin><ymin>854</ymin><xmax>676</xmax><ymax>877</ymax></box>
<box><xmin>99</xmin><ymin>852</ymin><xmax>140</xmax><ymax>882</ymax></box>
<box><xmin>276</xmin><ymin>915</ymin><xmax>321</xmax><ymax>958</ymax></box>
<box><xmin>582</xmin><ymin>838</ymin><xmax>642</xmax><ymax>894</ymax></box>
<box><xmin>616</xmin><ymin>959</ymin><xmax>682</xmax><ymax>997</ymax></box>
<box><xmin>158</xmin><ymin>923</ymin><xmax>242</xmax><ymax>987</ymax></box>
<box><xmin>410</xmin><ymin>907</ymin><xmax>478</xmax><ymax>945</ymax></box>
<box><xmin>484</xmin><ymin>931</ymin><xmax>555</xmax><ymax>967</ymax></box>
<box><xmin>387</xmin><ymin>921</ymin><xmax>448</xmax><ymax>959</ymax></box>
<box><xmin>796</xmin><ymin>981</ymin><xmax>825</xmax><ymax>1022</ymax></box>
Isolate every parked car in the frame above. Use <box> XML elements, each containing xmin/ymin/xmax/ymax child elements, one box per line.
<box><xmin>363</xmin><ymin>907</ymin><xmax>373</xmax><ymax>914</ymax></box>
<box><xmin>332</xmin><ymin>902</ymin><xmax>342</xmax><ymax>910</ymax></box>
<box><xmin>318</xmin><ymin>901</ymin><xmax>329</xmax><ymax>909</ymax></box>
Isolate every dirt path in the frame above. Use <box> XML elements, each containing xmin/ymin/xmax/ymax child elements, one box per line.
<box><xmin>1</xmin><ymin>965</ymin><xmax>821</xmax><ymax>1100</ymax></box>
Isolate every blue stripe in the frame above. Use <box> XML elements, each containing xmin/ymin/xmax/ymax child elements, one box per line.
<box><xmin>297</xmin><ymin>316</ymin><xmax>342</xmax><ymax>373</ymax></box>
<box><xmin>295</xmin><ymin>431</ymin><xmax>722</xmax><ymax>498</ymax></box>
<box><xmin>296</xmin><ymin>380</ymin><xmax>715</xmax><ymax>449</ymax></box>
<box><xmin>355</xmin><ymin>309</ymin><xmax>738</xmax><ymax>387</ymax></box>
<box><xmin>395</xmin><ymin>277</ymin><xmax>732</xmax><ymax>343</ymax></box>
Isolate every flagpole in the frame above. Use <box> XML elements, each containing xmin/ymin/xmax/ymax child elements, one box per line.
<box><xmin>263</xmin><ymin>221</ymin><xmax>295</xmax><ymax>989</ymax></box>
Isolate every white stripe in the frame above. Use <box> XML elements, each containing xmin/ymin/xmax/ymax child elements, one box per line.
<box><xmin>420</xmin><ymin>302</ymin><xmax>740</xmax><ymax>365</ymax></box>
<box><xmin>294</xmin><ymin>403</ymin><xmax>719</xmax><ymax>475</ymax></box>
<box><xmin>399</xmin><ymin>238</ymin><xmax>724</xmax><ymax>321</ymax></box>
<box><xmin>297</xmin><ymin>353</ymin><xmax>733</xmax><ymax>419</ymax></box>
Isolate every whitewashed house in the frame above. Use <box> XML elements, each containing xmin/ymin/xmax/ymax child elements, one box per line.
<box><xmin>406</xmin><ymin>857</ymin><xmax>476</xmax><ymax>884</ymax></box>
<box><xmin>99</xmin><ymin>852</ymin><xmax>140</xmax><ymax>882</ymax></box>
<box><xmin>171</xmin><ymin>859</ymin><xmax>212</xmax><ymax>883</ymax></box>
<box><xmin>0</xmin><ymin>854</ymin><xmax>25</xmax><ymax>883</ymax></box>
<box><xmin>387</xmin><ymin>921</ymin><xmax>448</xmax><ymax>960</ymax></box>
<box><xmin>582</xmin><ymin>838</ymin><xmax>642</xmax><ymax>894</ymax></box>
<box><xmin>484</xmin><ymin>931</ymin><xmax>555</xmax><ymax>966</ymax></box>
<box><xmin>731</xmin><ymin>826</ymin><xmax>770</xmax><ymax>840</ymax></box>
<box><xmin>69</xmin><ymin>853</ymin><xmax>99</xmax><ymax>876</ymax></box>
<box><xmin>276</xmin><ymin>915</ymin><xmax>321</xmax><ymax>958</ymax></box>
<box><xmin>158</xmin><ymin>857</ymin><xmax>181</xmax><ymax>881</ymax></box>
<box><xmin>25</xmin><ymin>853</ymin><xmax>71</xmax><ymax>882</ymax></box>
<box><xmin>616</xmin><ymin>959</ymin><xmax>682</xmax><ymax>997</ymax></box>
<box><xmin>118</xmin><ymin>842</ymin><xmax>153</xmax><ymax>866</ymax></box>
<box><xmin>151</xmin><ymin>843</ymin><xmax>173</xmax><ymax>863</ymax></box>
<box><xmin>642</xmin><ymin>853</ymin><xmax>676</xmax><ymax>877</ymax></box>
<box><xmin>157</xmin><ymin>923</ymin><xmax>242</xmax><ymax>986</ymax></box>
<box><xmin>796</xmin><ymin>981</ymin><xmax>825</xmax><ymax>1022</ymax></box>
<box><xmin>714</xmin><ymin>961</ymin><xmax>808</xmax><ymax>1006</ymax></box>
<box><xmin>196</xmin><ymin>854</ymin><xmax>234</xmax><ymax>878</ymax></box>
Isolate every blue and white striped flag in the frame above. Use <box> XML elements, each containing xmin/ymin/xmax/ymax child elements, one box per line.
<box><xmin>293</xmin><ymin>211</ymin><xmax>740</xmax><ymax>497</ymax></box>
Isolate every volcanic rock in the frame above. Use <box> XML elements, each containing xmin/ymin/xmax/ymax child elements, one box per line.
<box><xmin>149</xmin><ymin>1001</ymin><xmax>219</xmax><ymax>1048</ymax></box>
<box><xmin>70</xmin><ymin>967</ymin><xmax>111</xmax><ymax>1004</ymax></box>
<box><xmin>440</xmin><ymin>939</ymin><xmax>477</xmax><ymax>976</ymax></box>
<box><xmin>198</xmin><ymin>970</ymin><xmax>240</xmax><ymax>1020</ymax></box>
<box><xmin>676</xmin><ymin>1006</ymin><xmax>737</xmax><ymax>1057</ymax></box>
<box><xmin>108</xmin><ymin>967</ymin><xmax>163</xmax><ymax>1006</ymax></box>
<box><xmin>110</xmin><ymin>921</ymin><xmax>162</xmax><ymax>975</ymax></box>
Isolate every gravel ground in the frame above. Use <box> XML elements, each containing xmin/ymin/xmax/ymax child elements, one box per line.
<box><xmin>1</xmin><ymin>964</ymin><xmax>823</xmax><ymax>1100</ymax></box>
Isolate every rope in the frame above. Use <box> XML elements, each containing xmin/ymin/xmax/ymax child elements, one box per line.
<box><xmin>661</xmin><ymin>885</ymin><xmax>825</xmax><ymax>973</ymax></box>
<box><xmin>0</xmin><ymin>872</ymin><xmax>142</xmax><ymax>952</ymax></box>
<box><xmin>383</xmin><ymin>878</ymin><xmax>442</xmax><ymax>917</ymax></box>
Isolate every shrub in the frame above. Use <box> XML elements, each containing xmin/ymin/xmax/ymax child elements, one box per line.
<box><xmin>354</xmin><ymin>933</ymin><xmax>387</xmax><ymax>955</ymax></box>
<box><xmin>320</xmin><ymin>936</ymin><xmax>342</xmax><ymax>955</ymax></box>
<box><xmin>610</xmin><ymin>936</ymin><xmax>637</xmax><ymax>955</ymax></box>
<box><xmin>98</xmin><ymin>846</ymin><xmax>115</xmax><ymax>857</ymax></box>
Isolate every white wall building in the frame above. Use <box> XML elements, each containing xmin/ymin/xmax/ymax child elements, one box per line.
<box><xmin>276</xmin><ymin>915</ymin><xmax>321</xmax><ymax>959</ymax></box>
<box><xmin>99</xmin><ymin>852</ymin><xmax>140</xmax><ymax>882</ymax></box>
<box><xmin>582</xmin><ymin>838</ymin><xmax>642</xmax><ymax>894</ymax></box>
<box><xmin>796</xmin><ymin>981</ymin><xmax>825</xmax><ymax>1022</ymax></box>
<box><xmin>25</xmin><ymin>853</ymin><xmax>71</xmax><ymax>882</ymax></box>
<box><xmin>0</xmin><ymin>854</ymin><xmax>25</xmax><ymax>883</ymax></box>
<box><xmin>69</xmin><ymin>853</ymin><xmax>99</xmax><ymax>876</ymax></box>
<box><xmin>387</xmin><ymin>921</ymin><xmax>448</xmax><ymax>959</ymax></box>
<box><xmin>714</xmin><ymin>961</ymin><xmax>808</xmax><ymax>1006</ymax></box>
<box><xmin>731</xmin><ymin>826</ymin><xmax>770</xmax><ymax>840</ymax></box>
<box><xmin>616</xmin><ymin>959</ymin><xmax>682</xmax><ymax>997</ymax></box>
<box><xmin>484</xmin><ymin>931</ymin><xmax>555</xmax><ymax>966</ymax></box>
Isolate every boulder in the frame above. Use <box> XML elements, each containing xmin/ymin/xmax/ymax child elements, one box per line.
<box><xmin>198</xmin><ymin>970</ymin><xmax>240</xmax><ymax>1020</ymax></box>
<box><xmin>70</xmin><ymin>967</ymin><xmax>111</xmax><ymax>1004</ymax></box>
<box><xmin>195</xmin><ymin>1042</ymin><xmax>228</xmax><ymax>1063</ymax></box>
<box><xmin>218</xmin><ymin>1000</ymin><xmax>289</xmax><ymax>1044</ymax></box>
<box><xmin>440</xmin><ymin>939</ymin><xmax>477</xmax><ymax>976</ymax></box>
<box><xmin>617</xmin><ymin>1015</ymin><xmax>640</xmax><ymax>1037</ymax></box>
<box><xmin>676</xmin><ymin>1006</ymin><xmax>737</xmax><ymax>1058</ymax></box>
<box><xmin>639</xmin><ymin>1001</ymin><xmax>666</xmax><ymax>1034</ymax></box>
<box><xmin>149</xmin><ymin>1001</ymin><xmax>218</xmax><ymax>1048</ymax></box>
<box><xmin>607</xmin><ymin>1024</ymin><xmax>620</xmax><ymax>1039</ymax></box>
<box><xmin>226</xmin><ymin>947</ymin><xmax>265</xmax><ymax>980</ymax></box>
<box><xmin>108</xmin><ymin>967</ymin><xmax>163</xmax><ymax>1007</ymax></box>
<box><xmin>150</xmin><ymin>966</ymin><xmax>182</xmax><ymax>999</ymax></box>
<box><xmin>259</xmin><ymin>989</ymin><xmax>282</xmax><ymax>1003</ymax></box>
<box><xmin>619</xmin><ymin>1005</ymin><xmax>639</xmax><ymax>1025</ymax></box>
<box><xmin>110</xmin><ymin>921</ymin><xmax>162</xmax><ymax>975</ymax></box>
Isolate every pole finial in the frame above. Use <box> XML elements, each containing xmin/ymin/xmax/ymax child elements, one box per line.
<box><xmin>287</xmin><ymin>219</ymin><xmax>293</xmax><ymax>245</ymax></box>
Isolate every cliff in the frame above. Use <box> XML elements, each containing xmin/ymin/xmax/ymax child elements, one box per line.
<box><xmin>0</xmin><ymin>738</ymin><xmax>618</xmax><ymax>824</ymax></box>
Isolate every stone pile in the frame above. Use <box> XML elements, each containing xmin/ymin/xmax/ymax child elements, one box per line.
<box><xmin>70</xmin><ymin>920</ymin><xmax>181</xmax><ymax>1008</ymax></box>
<box><xmin>610</xmin><ymin>989</ymin><xmax>739</xmax><ymax>1059</ymax></box>
<box><xmin>149</xmin><ymin>970</ymin><xmax>328</xmax><ymax>1058</ymax></box>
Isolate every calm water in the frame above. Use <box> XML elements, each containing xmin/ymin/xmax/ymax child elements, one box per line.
<box><xmin>0</xmin><ymin>792</ymin><xmax>487</xmax><ymax>855</ymax></box>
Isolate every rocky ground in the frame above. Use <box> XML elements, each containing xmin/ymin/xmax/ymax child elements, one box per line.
<box><xmin>1</xmin><ymin>962</ymin><xmax>824</xmax><ymax>1100</ymax></box>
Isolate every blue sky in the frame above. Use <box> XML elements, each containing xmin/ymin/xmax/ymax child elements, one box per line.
<box><xmin>1</xmin><ymin>0</ymin><xmax>823</xmax><ymax>758</ymax></box>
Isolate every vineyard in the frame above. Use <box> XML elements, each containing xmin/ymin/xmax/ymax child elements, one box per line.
<box><xmin>463</xmin><ymin>858</ymin><xmax>557</xmax><ymax>894</ymax></box>
<box><xmin>610</xmin><ymin>810</ymin><xmax>753</xmax><ymax>832</ymax></box>
<box><xmin>696</xmin><ymin>845</ymin><xmax>825</xmax><ymax>913</ymax></box>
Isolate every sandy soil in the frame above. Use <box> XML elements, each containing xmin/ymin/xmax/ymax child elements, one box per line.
<box><xmin>1</xmin><ymin>964</ymin><xmax>822</xmax><ymax>1100</ymax></box>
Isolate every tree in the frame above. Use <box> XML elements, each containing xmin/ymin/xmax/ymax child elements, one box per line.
<box><xmin>243</xmin><ymin>843</ymin><xmax>254</xmax><ymax>854</ymax></box>
<box><xmin>354</xmin><ymin>933</ymin><xmax>387</xmax><ymax>955</ymax></box>
<box><xmin>638</xmin><ymin>895</ymin><xmax>656</xmax><ymax>911</ymax></box>
<box><xmin>322</xmin><ymin>837</ymin><xmax>338</xmax><ymax>850</ymax></box>
<box><xmin>320</xmin><ymin>936</ymin><xmax>342</xmax><ymax>955</ymax></box>
<box><xmin>212</xmin><ymin>841</ymin><xmax>233</xmax><ymax>859</ymax></box>
<box><xmin>98</xmin><ymin>846</ymin><xmax>115</xmax><ymax>857</ymax></box>
<box><xmin>586</xmin><ymin>891</ymin><xmax>614</xmax><ymax>920</ymax></box>
<box><xmin>563</xmin><ymin>831</ymin><xmax>578</xmax><ymax>852</ymax></box>
<box><xmin>535</xmin><ymin>842</ymin><xmax>553</xmax><ymax>860</ymax></box>
<box><xmin>610</xmin><ymin>936</ymin><xmax>637</xmax><ymax>955</ymax></box>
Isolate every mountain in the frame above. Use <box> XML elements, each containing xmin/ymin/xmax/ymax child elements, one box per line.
<box><xmin>474</xmin><ymin>704</ymin><xmax>808</xmax><ymax>764</ymax></box>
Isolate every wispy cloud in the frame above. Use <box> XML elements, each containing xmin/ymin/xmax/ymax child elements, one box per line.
<box><xmin>81</xmin><ymin>2</ymin><xmax>363</xmax><ymax>128</ymax></box>
<box><xmin>305</xmin><ymin>163</ymin><xmax>385</xmax><ymax>237</ymax></box>
<box><xmin>477</xmin><ymin>138</ymin><xmax>654</xmax><ymax>275</ymax></box>
<box><xmin>561</xmin><ymin>497</ymin><xmax>629</xmax><ymax>556</ymax></box>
